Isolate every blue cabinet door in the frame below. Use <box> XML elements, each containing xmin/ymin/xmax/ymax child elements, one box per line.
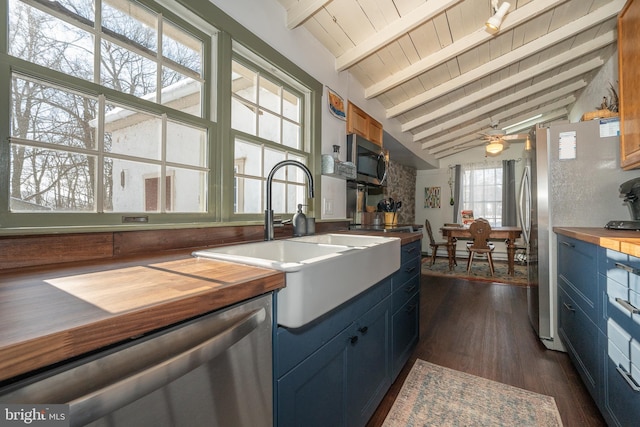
<box><xmin>277</xmin><ymin>326</ymin><xmax>351</xmax><ymax>427</ymax></box>
<box><xmin>347</xmin><ymin>296</ymin><xmax>391</xmax><ymax>427</ymax></box>
<box><xmin>392</xmin><ymin>292</ymin><xmax>419</xmax><ymax>379</ymax></box>
<box><xmin>558</xmin><ymin>286</ymin><xmax>600</xmax><ymax>402</ymax></box>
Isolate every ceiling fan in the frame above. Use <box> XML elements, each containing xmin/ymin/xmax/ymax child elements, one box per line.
<box><xmin>479</xmin><ymin>126</ymin><xmax>529</xmax><ymax>155</ymax></box>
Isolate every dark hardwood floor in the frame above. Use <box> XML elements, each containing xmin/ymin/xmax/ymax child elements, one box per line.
<box><xmin>367</xmin><ymin>274</ymin><xmax>606</xmax><ymax>427</ymax></box>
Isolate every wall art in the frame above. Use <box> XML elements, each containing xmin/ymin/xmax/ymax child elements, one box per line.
<box><xmin>424</xmin><ymin>186</ymin><xmax>441</xmax><ymax>208</ymax></box>
<box><xmin>327</xmin><ymin>87</ymin><xmax>346</xmax><ymax>120</ymax></box>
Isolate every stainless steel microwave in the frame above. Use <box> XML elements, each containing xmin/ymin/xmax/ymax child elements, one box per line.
<box><xmin>346</xmin><ymin>133</ymin><xmax>388</xmax><ymax>186</ymax></box>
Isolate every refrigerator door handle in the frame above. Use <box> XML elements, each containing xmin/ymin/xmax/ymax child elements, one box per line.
<box><xmin>518</xmin><ymin>166</ymin><xmax>531</xmax><ymax>245</ymax></box>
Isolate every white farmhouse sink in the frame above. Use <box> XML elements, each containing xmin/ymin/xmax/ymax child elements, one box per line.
<box><xmin>289</xmin><ymin>233</ymin><xmax>395</xmax><ymax>247</ymax></box>
<box><xmin>192</xmin><ymin>235</ymin><xmax>400</xmax><ymax>328</ymax></box>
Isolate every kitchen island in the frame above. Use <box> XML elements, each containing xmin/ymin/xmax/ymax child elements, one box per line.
<box><xmin>0</xmin><ymin>230</ymin><xmax>421</xmax><ymax>383</ymax></box>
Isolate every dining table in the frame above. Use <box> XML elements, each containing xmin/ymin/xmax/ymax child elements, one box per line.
<box><xmin>440</xmin><ymin>225</ymin><xmax>523</xmax><ymax>276</ymax></box>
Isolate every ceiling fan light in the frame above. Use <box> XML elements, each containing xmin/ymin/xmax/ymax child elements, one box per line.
<box><xmin>486</xmin><ymin>142</ymin><xmax>503</xmax><ymax>154</ymax></box>
<box><xmin>485</xmin><ymin>2</ymin><xmax>511</xmax><ymax>32</ymax></box>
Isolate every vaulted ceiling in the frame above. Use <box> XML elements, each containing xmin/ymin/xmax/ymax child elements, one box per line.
<box><xmin>275</xmin><ymin>0</ymin><xmax>624</xmax><ymax>164</ymax></box>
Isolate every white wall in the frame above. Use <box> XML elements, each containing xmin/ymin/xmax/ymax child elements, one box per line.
<box><xmin>569</xmin><ymin>49</ymin><xmax>618</xmax><ymax>123</ymax></box>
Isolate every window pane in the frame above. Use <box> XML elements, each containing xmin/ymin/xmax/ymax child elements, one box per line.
<box><xmin>11</xmin><ymin>77</ymin><xmax>98</xmax><ymax>150</ymax></box>
<box><xmin>104</xmin><ymin>104</ymin><xmax>161</xmax><ymax>160</ymax></box>
<box><xmin>461</xmin><ymin>164</ymin><xmax>503</xmax><ymax>226</ymax></box>
<box><xmin>283</xmin><ymin>89</ymin><xmax>300</xmax><ymax>122</ymax></box>
<box><xmin>167</xmin><ymin>121</ymin><xmax>207</xmax><ymax>167</ymax></box>
<box><xmin>259</xmin><ymin>76</ymin><xmax>280</xmax><ymax>113</ymax></box>
<box><xmin>264</xmin><ymin>149</ymin><xmax>286</xmax><ymax>180</ymax></box>
<box><xmin>107</xmin><ymin>159</ymin><xmax>161</xmax><ymax>212</ymax></box>
<box><xmin>163</xmin><ymin>20</ymin><xmax>202</xmax><ymax>75</ymax></box>
<box><xmin>283</xmin><ymin>120</ymin><xmax>301</xmax><ymax>149</ymax></box>
<box><xmin>161</xmin><ymin>68</ymin><xmax>202</xmax><ymax>115</ymax></box>
<box><xmin>11</xmin><ymin>145</ymin><xmax>96</xmax><ymax>212</ymax></box>
<box><xmin>56</xmin><ymin>0</ymin><xmax>95</xmax><ymax>21</ymax></box>
<box><xmin>231</xmin><ymin>98</ymin><xmax>257</xmax><ymax>134</ymax></box>
<box><xmin>288</xmin><ymin>154</ymin><xmax>307</xmax><ymax>182</ymax></box>
<box><xmin>101</xmin><ymin>40</ymin><xmax>157</xmax><ymax>98</ymax></box>
<box><xmin>171</xmin><ymin>167</ymin><xmax>207</xmax><ymax>212</ymax></box>
<box><xmin>235</xmin><ymin>139</ymin><xmax>262</xmax><ymax>177</ymax></box>
<box><xmin>258</xmin><ymin>109</ymin><xmax>280</xmax><ymax>143</ymax></box>
<box><xmin>234</xmin><ymin>177</ymin><xmax>262</xmax><ymax>213</ymax></box>
<box><xmin>269</xmin><ymin>181</ymin><xmax>286</xmax><ymax>213</ymax></box>
<box><xmin>102</xmin><ymin>0</ymin><xmax>158</xmax><ymax>54</ymax></box>
<box><xmin>9</xmin><ymin>0</ymin><xmax>94</xmax><ymax>81</ymax></box>
<box><xmin>232</xmin><ymin>62</ymin><xmax>257</xmax><ymax>103</ymax></box>
<box><xmin>287</xmin><ymin>184</ymin><xmax>307</xmax><ymax>214</ymax></box>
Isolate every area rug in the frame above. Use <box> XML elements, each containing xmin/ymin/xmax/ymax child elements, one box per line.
<box><xmin>383</xmin><ymin>360</ymin><xmax>563</xmax><ymax>427</ymax></box>
<box><xmin>421</xmin><ymin>257</ymin><xmax>527</xmax><ymax>286</ymax></box>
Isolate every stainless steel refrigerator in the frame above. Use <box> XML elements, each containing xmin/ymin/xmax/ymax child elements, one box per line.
<box><xmin>519</xmin><ymin>119</ymin><xmax>638</xmax><ymax>351</ymax></box>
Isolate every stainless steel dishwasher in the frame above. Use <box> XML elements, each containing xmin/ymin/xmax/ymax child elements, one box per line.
<box><xmin>0</xmin><ymin>293</ymin><xmax>273</xmax><ymax>427</ymax></box>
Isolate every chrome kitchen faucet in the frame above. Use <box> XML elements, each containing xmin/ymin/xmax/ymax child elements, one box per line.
<box><xmin>265</xmin><ymin>160</ymin><xmax>314</xmax><ymax>241</ymax></box>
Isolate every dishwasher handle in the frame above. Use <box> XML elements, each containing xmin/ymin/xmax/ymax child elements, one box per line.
<box><xmin>69</xmin><ymin>307</ymin><xmax>266</xmax><ymax>427</ymax></box>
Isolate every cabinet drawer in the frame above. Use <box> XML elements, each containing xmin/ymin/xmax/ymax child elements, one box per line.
<box><xmin>400</xmin><ymin>240</ymin><xmax>421</xmax><ymax>264</ymax></box>
<box><xmin>557</xmin><ymin>235</ymin><xmax>597</xmax><ymax>317</ymax></box>
<box><xmin>601</xmin><ymin>248</ymin><xmax>640</xmax><ymax>295</ymax></box>
<box><xmin>558</xmin><ymin>286</ymin><xmax>599</xmax><ymax>400</ymax></box>
<box><xmin>393</xmin><ymin>262</ymin><xmax>419</xmax><ymax>293</ymax></box>
<box><xmin>605</xmin><ymin>278</ymin><xmax>640</xmax><ymax>340</ymax></box>
<box><xmin>392</xmin><ymin>276</ymin><xmax>419</xmax><ymax>312</ymax></box>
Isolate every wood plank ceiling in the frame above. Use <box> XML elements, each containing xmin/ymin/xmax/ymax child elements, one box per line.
<box><xmin>275</xmin><ymin>0</ymin><xmax>625</xmax><ymax>161</ymax></box>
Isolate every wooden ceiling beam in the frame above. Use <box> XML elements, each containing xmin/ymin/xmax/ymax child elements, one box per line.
<box><xmin>364</xmin><ymin>0</ymin><xmax>567</xmax><ymax>99</ymax></box>
<box><xmin>286</xmin><ymin>0</ymin><xmax>332</xmax><ymax>29</ymax></box>
<box><xmin>387</xmin><ymin>0</ymin><xmax>621</xmax><ymax>119</ymax></box>
<box><xmin>335</xmin><ymin>0</ymin><xmax>462</xmax><ymax>71</ymax></box>
<box><xmin>419</xmin><ymin>80</ymin><xmax>584</xmax><ymax>147</ymax></box>
<box><xmin>402</xmin><ymin>41</ymin><xmax>610</xmax><ymax>132</ymax></box>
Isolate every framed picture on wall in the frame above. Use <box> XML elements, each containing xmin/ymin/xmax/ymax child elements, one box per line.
<box><xmin>327</xmin><ymin>87</ymin><xmax>346</xmax><ymax>120</ymax></box>
<box><xmin>424</xmin><ymin>186</ymin><xmax>441</xmax><ymax>208</ymax></box>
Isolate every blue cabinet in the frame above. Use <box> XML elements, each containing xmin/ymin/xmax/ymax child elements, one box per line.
<box><xmin>557</xmin><ymin>235</ymin><xmax>600</xmax><ymax>403</ymax></box>
<box><xmin>557</xmin><ymin>234</ymin><xmax>640</xmax><ymax>426</ymax></box>
<box><xmin>275</xmin><ymin>239</ymin><xmax>421</xmax><ymax>427</ymax></box>
<box><xmin>391</xmin><ymin>240</ymin><xmax>421</xmax><ymax>379</ymax></box>
<box><xmin>598</xmin><ymin>248</ymin><xmax>640</xmax><ymax>427</ymax></box>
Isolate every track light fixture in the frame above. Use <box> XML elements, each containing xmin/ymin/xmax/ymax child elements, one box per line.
<box><xmin>486</xmin><ymin>1</ymin><xmax>511</xmax><ymax>32</ymax></box>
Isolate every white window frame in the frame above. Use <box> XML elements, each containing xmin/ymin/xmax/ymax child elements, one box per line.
<box><xmin>460</xmin><ymin>161</ymin><xmax>503</xmax><ymax>227</ymax></box>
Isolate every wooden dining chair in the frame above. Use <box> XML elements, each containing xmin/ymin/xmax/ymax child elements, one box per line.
<box><xmin>466</xmin><ymin>218</ymin><xmax>495</xmax><ymax>276</ymax></box>
<box><xmin>425</xmin><ymin>219</ymin><xmax>452</xmax><ymax>266</ymax></box>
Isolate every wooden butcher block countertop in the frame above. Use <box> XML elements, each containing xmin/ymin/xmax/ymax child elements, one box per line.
<box><xmin>554</xmin><ymin>227</ymin><xmax>640</xmax><ymax>257</ymax></box>
<box><xmin>0</xmin><ymin>231</ymin><xmax>422</xmax><ymax>384</ymax></box>
<box><xmin>0</xmin><ymin>250</ymin><xmax>285</xmax><ymax>383</ymax></box>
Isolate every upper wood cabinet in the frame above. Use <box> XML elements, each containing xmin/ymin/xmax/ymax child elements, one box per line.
<box><xmin>619</xmin><ymin>0</ymin><xmax>640</xmax><ymax>170</ymax></box>
<box><xmin>346</xmin><ymin>102</ymin><xmax>383</xmax><ymax>146</ymax></box>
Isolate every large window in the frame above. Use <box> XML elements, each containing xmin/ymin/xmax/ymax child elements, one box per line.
<box><xmin>231</xmin><ymin>56</ymin><xmax>310</xmax><ymax>215</ymax></box>
<box><xmin>7</xmin><ymin>0</ymin><xmax>209</xmax><ymax>217</ymax></box>
<box><xmin>461</xmin><ymin>162</ymin><xmax>503</xmax><ymax>227</ymax></box>
<box><xmin>0</xmin><ymin>0</ymin><xmax>319</xmax><ymax>228</ymax></box>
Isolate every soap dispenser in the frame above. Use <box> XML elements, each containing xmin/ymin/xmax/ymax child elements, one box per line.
<box><xmin>293</xmin><ymin>204</ymin><xmax>307</xmax><ymax>236</ymax></box>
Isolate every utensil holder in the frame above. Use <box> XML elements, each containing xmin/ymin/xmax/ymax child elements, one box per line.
<box><xmin>384</xmin><ymin>212</ymin><xmax>397</xmax><ymax>226</ymax></box>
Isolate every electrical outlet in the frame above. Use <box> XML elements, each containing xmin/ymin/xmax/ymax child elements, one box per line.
<box><xmin>323</xmin><ymin>198</ymin><xmax>333</xmax><ymax>215</ymax></box>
